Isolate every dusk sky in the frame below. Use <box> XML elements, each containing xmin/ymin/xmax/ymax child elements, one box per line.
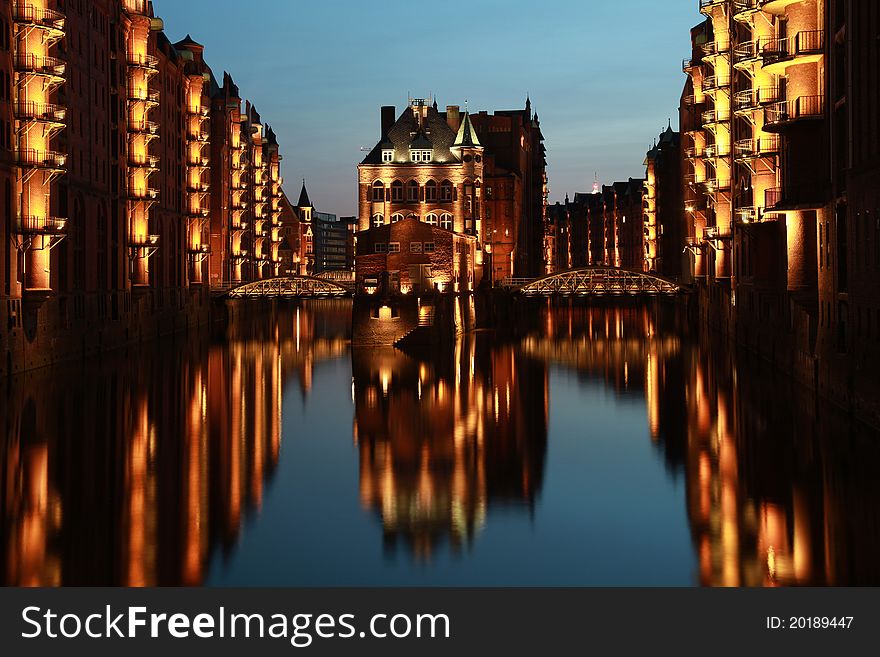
<box><xmin>153</xmin><ymin>0</ymin><xmax>700</xmax><ymax>217</ymax></box>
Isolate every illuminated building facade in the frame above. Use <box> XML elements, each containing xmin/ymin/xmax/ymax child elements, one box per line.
<box><xmin>0</xmin><ymin>0</ymin><xmax>293</xmax><ymax>375</ymax></box>
<box><xmin>470</xmin><ymin>100</ymin><xmax>548</xmax><ymax>281</ymax></box>
<box><xmin>682</xmin><ymin>0</ymin><xmax>879</xmax><ymax>421</ymax></box>
<box><xmin>356</xmin><ymin>98</ymin><xmax>486</xmax><ymax>295</ymax></box>
<box><xmin>643</xmin><ymin>125</ymin><xmax>684</xmax><ymax>276</ymax></box>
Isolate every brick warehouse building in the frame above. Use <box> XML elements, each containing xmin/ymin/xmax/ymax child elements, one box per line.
<box><xmin>356</xmin><ymin>98</ymin><xmax>486</xmax><ymax>295</ymax></box>
<box><xmin>356</xmin><ymin>97</ymin><xmax>548</xmax><ymax>293</ymax></box>
<box><xmin>681</xmin><ymin>0</ymin><xmax>880</xmax><ymax>424</ymax></box>
<box><xmin>0</xmin><ymin>0</ymin><xmax>295</xmax><ymax>375</ymax></box>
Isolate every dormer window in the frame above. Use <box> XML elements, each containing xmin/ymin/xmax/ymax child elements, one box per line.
<box><xmin>382</xmin><ymin>149</ymin><xmax>393</xmax><ymax>163</ymax></box>
<box><xmin>410</xmin><ymin>149</ymin><xmax>432</xmax><ymax>163</ymax></box>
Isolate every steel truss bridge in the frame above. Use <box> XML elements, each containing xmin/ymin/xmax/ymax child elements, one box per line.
<box><xmin>505</xmin><ymin>267</ymin><xmax>682</xmax><ymax>297</ymax></box>
<box><xmin>222</xmin><ymin>276</ymin><xmax>352</xmax><ymax>299</ymax></box>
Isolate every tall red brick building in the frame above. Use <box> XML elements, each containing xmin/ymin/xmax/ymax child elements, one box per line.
<box><xmin>0</xmin><ymin>0</ymin><xmax>293</xmax><ymax>375</ymax></box>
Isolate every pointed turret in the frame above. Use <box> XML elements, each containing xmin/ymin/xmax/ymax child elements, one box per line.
<box><xmin>452</xmin><ymin>112</ymin><xmax>481</xmax><ymax>149</ymax></box>
<box><xmin>297</xmin><ymin>179</ymin><xmax>312</xmax><ymax>209</ymax></box>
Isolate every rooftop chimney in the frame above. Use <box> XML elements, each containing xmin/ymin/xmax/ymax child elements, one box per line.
<box><xmin>381</xmin><ymin>106</ymin><xmax>395</xmax><ymax>139</ymax></box>
<box><xmin>446</xmin><ymin>105</ymin><xmax>461</xmax><ymax>133</ymax></box>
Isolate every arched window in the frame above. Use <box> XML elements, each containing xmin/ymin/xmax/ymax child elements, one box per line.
<box><xmin>425</xmin><ymin>180</ymin><xmax>437</xmax><ymax>202</ymax></box>
<box><xmin>391</xmin><ymin>180</ymin><xmax>403</xmax><ymax>202</ymax></box>
<box><xmin>440</xmin><ymin>213</ymin><xmax>453</xmax><ymax>230</ymax></box>
<box><xmin>440</xmin><ymin>180</ymin><xmax>453</xmax><ymax>202</ymax></box>
<box><xmin>391</xmin><ymin>213</ymin><xmax>404</xmax><ymax>223</ymax></box>
<box><xmin>372</xmin><ymin>213</ymin><xmax>384</xmax><ymax>227</ymax></box>
<box><xmin>372</xmin><ymin>181</ymin><xmax>385</xmax><ymax>202</ymax></box>
<box><xmin>425</xmin><ymin>213</ymin><xmax>438</xmax><ymax>226</ymax></box>
<box><xmin>407</xmin><ymin>180</ymin><xmax>419</xmax><ymax>202</ymax></box>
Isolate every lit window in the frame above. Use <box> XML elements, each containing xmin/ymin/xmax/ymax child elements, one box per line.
<box><xmin>372</xmin><ymin>181</ymin><xmax>385</xmax><ymax>202</ymax></box>
<box><xmin>410</xmin><ymin>149</ymin><xmax>432</xmax><ymax>162</ymax></box>
<box><xmin>440</xmin><ymin>213</ymin><xmax>452</xmax><ymax>230</ymax></box>
<box><xmin>372</xmin><ymin>214</ymin><xmax>384</xmax><ymax>227</ymax></box>
<box><xmin>388</xmin><ymin>242</ymin><xmax>401</xmax><ymax>253</ymax></box>
<box><xmin>425</xmin><ymin>213</ymin><xmax>438</xmax><ymax>226</ymax></box>
<box><xmin>391</xmin><ymin>180</ymin><xmax>403</xmax><ymax>202</ymax></box>
<box><xmin>411</xmin><ymin>242</ymin><xmax>423</xmax><ymax>253</ymax></box>
<box><xmin>407</xmin><ymin>180</ymin><xmax>419</xmax><ymax>202</ymax></box>
<box><xmin>440</xmin><ymin>180</ymin><xmax>453</xmax><ymax>201</ymax></box>
<box><xmin>424</xmin><ymin>242</ymin><xmax>436</xmax><ymax>253</ymax></box>
<box><xmin>375</xmin><ymin>242</ymin><xmax>387</xmax><ymax>253</ymax></box>
<box><xmin>382</xmin><ymin>149</ymin><xmax>393</xmax><ymax>163</ymax></box>
<box><xmin>391</xmin><ymin>213</ymin><xmax>404</xmax><ymax>223</ymax></box>
<box><xmin>425</xmin><ymin>180</ymin><xmax>437</xmax><ymax>201</ymax></box>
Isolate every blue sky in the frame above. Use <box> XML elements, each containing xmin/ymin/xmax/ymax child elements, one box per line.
<box><xmin>154</xmin><ymin>0</ymin><xmax>700</xmax><ymax>216</ymax></box>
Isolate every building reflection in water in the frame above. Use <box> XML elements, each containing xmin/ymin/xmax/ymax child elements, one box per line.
<box><xmin>0</xmin><ymin>300</ymin><xmax>350</xmax><ymax>586</ymax></box>
<box><xmin>1</xmin><ymin>298</ymin><xmax>878</xmax><ymax>585</ymax></box>
<box><xmin>352</xmin><ymin>330</ymin><xmax>549</xmax><ymax>560</ymax></box>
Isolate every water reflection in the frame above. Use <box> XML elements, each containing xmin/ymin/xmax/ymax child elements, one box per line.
<box><xmin>352</xmin><ymin>337</ymin><xmax>548</xmax><ymax>560</ymax></box>
<box><xmin>1</xmin><ymin>299</ymin><xmax>878</xmax><ymax>585</ymax></box>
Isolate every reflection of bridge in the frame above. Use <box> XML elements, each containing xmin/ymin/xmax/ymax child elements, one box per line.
<box><xmin>220</xmin><ymin>276</ymin><xmax>353</xmax><ymax>299</ymax></box>
<box><xmin>505</xmin><ymin>267</ymin><xmax>683</xmax><ymax>297</ymax></box>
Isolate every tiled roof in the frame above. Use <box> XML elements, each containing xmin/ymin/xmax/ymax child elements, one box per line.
<box><xmin>361</xmin><ymin>105</ymin><xmax>458</xmax><ymax>165</ymax></box>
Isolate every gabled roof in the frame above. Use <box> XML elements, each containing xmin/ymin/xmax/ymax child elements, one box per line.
<box><xmin>361</xmin><ymin>104</ymin><xmax>458</xmax><ymax>165</ymax></box>
<box><xmin>453</xmin><ymin>112</ymin><xmax>481</xmax><ymax>148</ymax></box>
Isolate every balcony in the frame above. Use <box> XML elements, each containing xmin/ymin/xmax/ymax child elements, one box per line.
<box><xmin>704</xmin><ymin>225</ymin><xmax>733</xmax><ymax>240</ymax></box>
<box><xmin>759</xmin><ymin>0</ymin><xmax>807</xmax><ymax>15</ymax></box>
<box><xmin>702</xmin><ymin>108</ymin><xmax>731</xmax><ymax>126</ymax></box>
<box><xmin>14</xmin><ymin>148</ymin><xmax>66</xmax><ymax>169</ymax></box>
<box><xmin>733</xmin><ymin>40</ymin><xmax>762</xmax><ymax>67</ymax></box>
<box><xmin>232</xmin><ymin>222</ymin><xmax>248</xmax><ymax>232</ymax></box>
<box><xmin>13</xmin><ymin>54</ymin><xmax>66</xmax><ymax>81</ymax></box>
<box><xmin>15</xmin><ymin>215</ymin><xmax>67</xmax><ymax>235</ymax></box>
<box><xmin>187</xmin><ymin>130</ymin><xmax>209</xmax><ymax>143</ymax></box>
<box><xmin>704</xmin><ymin>143</ymin><xmax>731</xmax><ymax>158</ymax></box>
<box><xmin>14</xmin><ymin>101</ymin><xmax>66</xmax><ymax>127</ymax></box>
<box><xmin>734</xmin><ymin>136</ymin><xmax>780</xmax><ymax>159</ymax></box>
<box><xmin>129</xmin><ymin>119</ymin><xmax>159</xmax><ymax>135</ymax></box>
<box><xmin>127</xmin><ymin>87</ymin><xmax>160</xmax><ymax>105</ymax></box>
<box><xmin>187</xmin><ymin>181</ymin><xmax>210</xmax><ymax>193</ymax></box>
<box><xmin>764</xmin><ymin>95</ymin><xmax>824</xmax><ymax>130</ymax></box>
<box><xmin>127</xmin><ymin>53</ymin><xmax>159</xmax><ymax>72</ymax></box>
<box><xmin>188</xmin><ymin>244</ymin><xmax>211</xmax><ymax>255</ymax></box>
<box><xmin>733</xmin><ymin>0</ymin><xmax>760</xmax><ymax>20</ymax></box>
<box><xmin>188</xmin><ymin>105</ymin><xmax>210</xmax><ymax>118</ymax></box>
<box><xmin>188</xmin><ymin>208</ymin><xmax>210</xmax><ymax>218</ymax></box>
<box><xmin>701</xmin><ymin>41</ymin><xmax>730</xmax><ymax>58</ymax></box>
<box><xmin>684</xmin><ymin>146</ymin><xmax>704</xmax><ymax>159</ymax></box>
<box><xmin>702</xmin><ymin>75</ymin><xmax>730</xmax><ymax>93</ymax></box>
<box><xmin>736</xmin><ymin>207</ymin><xmax>758</xmax><ymax>223</ymax></box>
<box><xmin>11</xmin><ymin>4</ymin><xmax>65</xmax><ymax>33</ymax></box>
<box><xmin>128</xmin><ymin>187</ymin><xmax>159</xmax><ymax>201</ymax></box>
<box><xmin>188</xmin><ymin>155</ymin><xmax>210</xmax><ymax>167</ymax></box>
<box><xmin>762</xmin><ymin>31</ymin><xmax>825</xmax><ymax>70</ymax></box>
<box><xmin>130</xmin><ymin>235</ymin><xmax>160</xmax><ymax>249</ymax></box>
<box><xmin>682</xmin><ymin>58</ymin><xmax>697</xmax><ymax>73</ymax></box>
<box><xmin>733</xmin><ymin>86</ymin><xmax>781</xmax><ymax>112</ymax></box>
<box><xmin>700</xmin><ymin>179</ymin><xmax>732</xmax><ymax>195</ymax></box>
<box><xmin>129</xmin><ymin>154</ymin><xmax>160</xmax><ymax>170</ymax></box>
<box><xmin>123</xmin><ymin>0</ymin><xmax>150</xmax><ymax>16</ymax></box>
<box><xmin>700</xmin><ymin>0</ymin><xmax>727</xmax><ymax>14</ymax></box>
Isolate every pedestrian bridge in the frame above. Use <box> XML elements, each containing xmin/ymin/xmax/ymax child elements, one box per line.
<box><xmin>222</xmin><ymin>276</ymin><xmax>352</xmax><ymax>299</ymax></box>
<box><xmin>504</xmin><ymin>267</ymin><xmax>682</xmax><ymax>297</ymax></box>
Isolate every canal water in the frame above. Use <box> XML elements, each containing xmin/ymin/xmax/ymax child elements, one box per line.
<box><xmin>2</xmin><ymin>299</ymin><xmax>878</xmax><ymax>586</ymax></box>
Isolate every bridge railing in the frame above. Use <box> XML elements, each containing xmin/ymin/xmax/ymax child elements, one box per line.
<box><xmin>513</xmin><ymin>267</ymin><xmax>681</xmax><ymax>297</ymax></box>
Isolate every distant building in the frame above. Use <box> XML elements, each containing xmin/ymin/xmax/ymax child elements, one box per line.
<box><xmin>292</xmin><ymin>181</ymin><xmax>353</xmax><ymax>275</ymax></box>
<box><xmin>644</xmin><ymin>125</ymin><xmax>683</xmax><ymax>277</ymax></box>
